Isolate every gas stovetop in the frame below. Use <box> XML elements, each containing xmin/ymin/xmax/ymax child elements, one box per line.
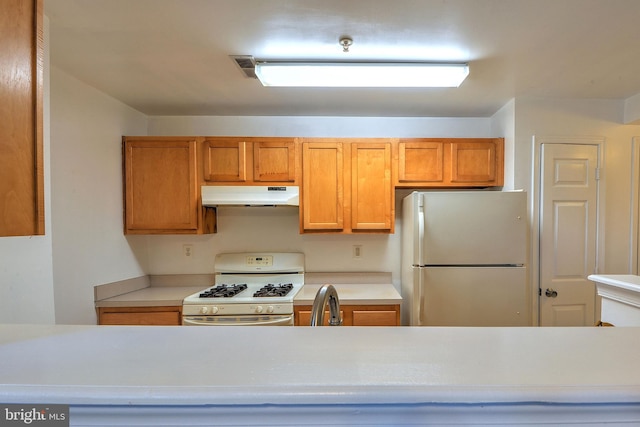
<box><xmin>182</xmin><ymin>253</ymin><xmax>305</xmax><ymax>317</ymax></box>
<box><xmin>183</xmin><ymin>274</ymin><xmax>304</xmax><ymax>305</ymax></box>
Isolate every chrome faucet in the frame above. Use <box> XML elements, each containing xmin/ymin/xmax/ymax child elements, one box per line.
<box><xmin>310</xmin><ymin>284</ymin><xmax>342</xmax><ymax>326</ymax></box>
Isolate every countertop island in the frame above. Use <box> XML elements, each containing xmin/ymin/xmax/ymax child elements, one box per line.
<box><xmin>1</xmin><ymin>324</ymin><xmax>639</xmax><ymax>426</ymax></box>
<box><xmin>589</xmin><ymin>274</ymin><xmax>640</xmax><ymax>326</ymax></box>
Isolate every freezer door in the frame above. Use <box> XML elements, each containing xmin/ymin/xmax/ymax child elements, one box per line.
<box><xmin>420</xmin><ymin>191</ymin><xmax>527</xmax><ymax>266</ymax></box>
<box><xmin>419</xmin><ymin>266</ymin><xmax>529</xmax><ymax>326</ymax></box>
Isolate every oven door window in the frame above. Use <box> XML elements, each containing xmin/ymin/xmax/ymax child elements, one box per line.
<box><xmin>182</xmin><ymin>315</ymin><xmax>293</xmax><ymax>326</ymax></box>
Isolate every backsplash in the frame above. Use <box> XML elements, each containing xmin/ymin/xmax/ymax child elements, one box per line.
<box><xmin>135</xmin><ymin>205</ymin><xmax>402</xmax><ymax>288</ymax></box>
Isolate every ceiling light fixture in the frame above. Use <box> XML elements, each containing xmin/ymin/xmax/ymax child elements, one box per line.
<box><xmin>254</xmin><ymin>61</ymin><xmax>469</xmax><ymax>88</ymax></box>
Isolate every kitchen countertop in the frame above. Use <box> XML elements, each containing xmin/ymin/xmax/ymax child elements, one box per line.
<box><xmin>294</xmin><ymin>283</ymin><xmax>401</xmax><ymax>305</ymax></box>
<box><xmin>94</xmin><ymin>275</ymin><xmax>215</xmax><ymax>308</ymax></box>
<box><xmin>589</xmin><ymin>274</ymin><xmax>640</xmax><ymax>326</ymax></box>
<box><xmin>95</xmin><ymin>272</ymin><xmax>401</xmax><ymax>308</ymax></box>
<box><xmin>94</xmin><ymin>286</ymin><xmax>205</xmax><ymax>307</ymax></box>
<box><xmin>589</xmin><ymin>274</ymin><xmax>640</xmax><ymax>292</ymax></box>
<box><xmin>1</xmin><ymin>324</ymin><xmax>639</xmax><ymax>425</ymax></box>
<box><xmin>295</xmin><ymin>271</ymin><xmax>401</xmax><ymax>305</ymax></box>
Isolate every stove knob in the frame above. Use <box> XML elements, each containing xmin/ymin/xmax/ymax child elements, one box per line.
<box><xmin>267</xmin><ymin>306</ymin><xmax>275</xmax><ymax>314</ymax></box>
<box><xmin>211</xmin><ymin>306</ymin><xmax>219</xmax><ymax>314</ymax></box>
<box><xmin>200</xmin><ymin>307</ymin><xmax>209</xmax><ymax>315</ymax></box>
<box><xmin>255</xmin><ymin>306</ymin><xmax>264</xmax><ymax>313</ymax></box>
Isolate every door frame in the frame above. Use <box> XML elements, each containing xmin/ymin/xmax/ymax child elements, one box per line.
<box><xmin>531</xmin><ymin>136</ymin><xmax>605</xmax><ymax>326</ymax></box>
<box><xmin>631</xmin><ymin>137</ymin><xmax>640</xmax><ymax>274</ymax></box>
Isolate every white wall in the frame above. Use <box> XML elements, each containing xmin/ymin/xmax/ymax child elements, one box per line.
<box><xmin>147</xmin><ymin>116</ymin><xmax>493</xmax><ymax>138</ymax></box>
<box><xmin>50</xmin><ymin>67</ymin><xmax>149</xmax><ymax>324</ymax></box>
<box><xmin>0</xmin><ymin>17</ymin><xmax>55</xmax><ymax>324</ymax></box>
<box><xmin>490</xmin><ymin>99</ymin><xmax>516</xmax><ymax>190</ymax></box>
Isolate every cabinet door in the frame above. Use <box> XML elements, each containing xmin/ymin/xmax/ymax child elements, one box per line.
<box><xmin>351</xmin><ymin>142</ymin><xmax>393</xmax><ymax>231</ymax></box>
<box><xmin>397</xmin><ymin>140</ymin><xmax>444</xmax><ymax>184</ymax></box>
<box><xmin>0</xmin><ymin>0</ymin><xmax>44</xmax><ymax>236</ymax></box>
<box><xmin>124</xmin><ymin>138</ymin><xmax>199</xmax><ymax>233</ymax></box>
<box><xmin>253</xmin><ymin>139</ymin><xmax>297</xmax><ymax>182</ymax></box>
<box><xmin>295</xmin><ymin>309</ymin><xmax>346</xmax><ymax>326</ymax></box>
<box><xmin>352</xmin><ymin>310</ymin><xmax>399</xmax><ymax>326</ymax></box>
<box><xmin>295</xmin><ymin>305</ymin><xmax>399</xmax><ymax>326</ymax></box>
<box><xmin>98</xmin><ymin>306</ymin><xmax>182</xmax><ymax>326</ymax></box>
<box><xmin>450</xmin><ymin>139</ymin><xmax>503</xmax><ymax>186</ymax></box>
<box><xmin>302</xmin><ymin>142</ymin><xmax>344</xmax><ymax>230</ymax></box>
<box><xmin>204</xmin><ymin>139</ymin><xmax>247</xmax><ymax>182</ymax></box>
<box><xmin>396</xmin><ymin>138</ymin><xmax>504</xmax><ymax>188</ymax></box>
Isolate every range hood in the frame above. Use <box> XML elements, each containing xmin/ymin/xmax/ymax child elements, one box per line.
<box><xmin>201</xmin><ymin>186</ymin><xmax>299</xmax><ymax>207</ymax></box>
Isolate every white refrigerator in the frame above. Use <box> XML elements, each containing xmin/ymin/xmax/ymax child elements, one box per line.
<box><xmin>401</xmin><ymin>190</ymin><xmax>529</xmax><ymax>326</ymax></box>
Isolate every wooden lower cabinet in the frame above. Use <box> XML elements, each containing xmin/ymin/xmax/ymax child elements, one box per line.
<box><xmin>294</xmin><ymin>305</ymin><xmax>400</xmax><ymax>326</ymax></box>
<box><xmin>97</xmin><ymin>306</ymin><xmax>182</xmax><ymax>326</ymax></box>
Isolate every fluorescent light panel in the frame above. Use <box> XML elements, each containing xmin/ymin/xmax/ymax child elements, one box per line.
<box><xmin>255</xmin><ymin>62</ymin><xmax>469</xmax><ymax>88</ymax></box>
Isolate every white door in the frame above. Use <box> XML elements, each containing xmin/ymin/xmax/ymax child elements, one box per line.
<box><xmin>539</xmin><ymin>143</ymin><xmax>599</xmax><ymax>326</ymax></box>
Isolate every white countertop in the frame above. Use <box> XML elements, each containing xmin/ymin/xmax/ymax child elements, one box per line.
<box><xmin>295</xmin><ymin>271</ymin><xmax>401</xmax><ymax>305</ymax></box>
<box><xmin>589</xmin><ymin>274</ymin><xmax>640</xmax><ymax>293</ymax></box>
<box><xmin>294</xmin><ymin>283</ymin><xmax>401</xmax><ymax>305</ymax></box>
<box><xmin>94</xmin><ymin>286</ymin><xmax>205</xmax><ymax>307</ymax></box>
<box><xmin>96</xmin><ymin>272</ymin><xmax>401</xmax><ymax>307</ymax></box>
<box><xmin>589</xmin><ymin>274</ymin><xmax>640</xmax><ymax>309</ymax></box>
<box><xmin>1</xmin><ymin>324</ymin><xmax>639</xmax><ymax>405</ymax></box>
<box><xmin>589</xmin><ymin>274</ymin><xmax>640</xmax><ymax>326</ymax></box>
<box><xmin>2</xmin><ymin>324</ymin><xmax>639</xmax><ymax>425</ymax></box>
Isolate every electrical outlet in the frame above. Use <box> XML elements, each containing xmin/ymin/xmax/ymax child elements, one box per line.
<box><xmin>183</xmin><ymin>244</ymin><xmax>194</xmax><ymax>258</ymax></box>
<box><xmin>353</xmin><ymin>245</ymin><xmax>363</xmax><ymax>258</ymax></box>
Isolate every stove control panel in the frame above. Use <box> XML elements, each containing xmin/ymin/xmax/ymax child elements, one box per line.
<box><xmin>246</xmin><ymin>255</ymin><xmax>273</xmax><ymax>267</ymax></box>
<box><xmin>183</xmin><ymin>303</ymin><xmax>293</xmax><ymax>316</ymax></box>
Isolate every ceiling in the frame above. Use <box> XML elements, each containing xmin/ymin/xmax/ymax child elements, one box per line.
<box><xmin>45</xmin><ymin>0</ymin><xmax>640</xmax><ymax>117</ymax></box>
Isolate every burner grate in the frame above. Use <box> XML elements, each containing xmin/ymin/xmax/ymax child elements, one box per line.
<box><xmin>199</xmin><ymin>284</ymin><xmax>248</xmax><ymax>298</ymax></box>
<box><xmin>253</xmin><ymin>283</ymin><xmax>294</xmax><ymax>298</ymax></box>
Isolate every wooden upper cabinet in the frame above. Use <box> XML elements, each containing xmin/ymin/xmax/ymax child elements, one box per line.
<box><xmin>301</xmin><ymin>139</ymin><xmax>394</xmax><ymax>234</ymax></box>
<box><xmin>351</xmin><ymin>142</ymin><xmax>393</xmax><ymax>231</ymax></box>
<box><xmin>0</xmin><ymin>0</ymin><xmax>44</xmax><ymax>236</ymax></box>
<box><xmin>450</xmin><ymin>140</ymin><xmax>502</xmax><ymax>185</ymax></box>
<box><xmin>253</xmin><ymin>140</ymin><xmax>297</xmax><ymax>182</ymax></box>
<box><xmin>395</xmin><ymin>138</ymin><xmax>504</xmax><ymax>188</ymax></box>
<box><xmin>301</xmin><ymin>141</ymin><xmax>345</xmax><ymax>231</ymax></box>
<box><xmin>203</xmin><ymin>139</ymin><xmax>247</xmax><ymax>182</ymax></box>
<box><xmin>203</xmin><ymin>137</ymin><xmax>299</xmax><ymax>184</ymax></box>
<box><xmin>123</xmin><ymin>137</ymin><xmax>214</xmax><ymax>234</ymax></box>
<box><xmin>397</xmin><ymin>141</ymin><xmax>444</xmax><ymax>184</ymax></box>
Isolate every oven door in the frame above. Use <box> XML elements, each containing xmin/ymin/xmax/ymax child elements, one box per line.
<box><xmin>182</xmin><ymin>314</ymin><xmax>294</xmax><ymax>326</ymax></box>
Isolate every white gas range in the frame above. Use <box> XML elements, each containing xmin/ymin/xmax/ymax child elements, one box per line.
<box><xmin>182</xmin><ymin>252</ymin><xmax>304</xmax><ymax>326</ymax></box>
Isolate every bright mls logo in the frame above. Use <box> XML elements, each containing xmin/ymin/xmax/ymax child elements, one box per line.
<box><xmin>1</xmin><ymin>405</ymin><xmax>68</xmax><ymax>426</ymax></box>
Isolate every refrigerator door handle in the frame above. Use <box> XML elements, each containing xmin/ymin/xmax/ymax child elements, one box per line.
<box><xmin>416</xmin><ymin>269</ymin><xmax>425</xmax><ymax>325</ymax></box>
<box><xmin>417</xmin><ymin>194</ymin><xmax>425</xmax><ymax>265</ymax></box>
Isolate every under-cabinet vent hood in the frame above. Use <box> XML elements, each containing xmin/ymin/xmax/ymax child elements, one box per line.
<box><xmin>201</xmin><ymin>186</ymin><xmax>299</xmax><ymax>207</ymax></box>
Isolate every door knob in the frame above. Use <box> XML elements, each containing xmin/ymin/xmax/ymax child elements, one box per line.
<box><xmin>545</xmin><ymin>288</ymin><xmax>558</xmax><ymax>298</ymax></box>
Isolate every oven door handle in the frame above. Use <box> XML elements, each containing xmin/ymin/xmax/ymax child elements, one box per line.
<box><xmin>182</xmin><ymin>315</ymin><xmax>294</xmax><ymax>326</ymax></box>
